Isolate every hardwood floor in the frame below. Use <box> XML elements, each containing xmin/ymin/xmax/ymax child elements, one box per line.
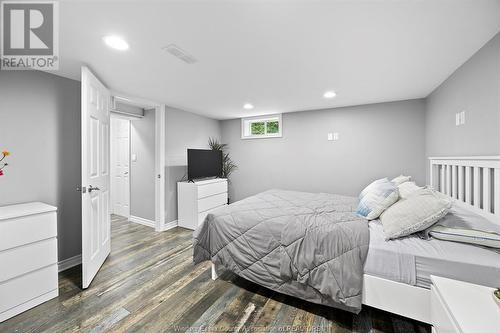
<box><xmin>0</xmin><ymin>215</ymin><xmax>431</xmax><ymax>333</ymax></box>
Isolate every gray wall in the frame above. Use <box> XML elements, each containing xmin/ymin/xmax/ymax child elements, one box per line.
<box><xmin>0</xmin><ymin>33</ymin><xmax>495</xmax><ymax>259</ymax></box>
<box><xmin>0</xmin><ymin>71</ymin><xmax>81</xmax><ymax>262</ymax></box>
<box><xmin>165</xmin><ymin>107</ymin><xmax>221</xmax><ymax>222</ymax></box>
<box><xmin>221</xmin><ymin>99</ymin><xmax>426</xmax><ymax>202</ymax></box>
<box><xmin>130</xmin><ymin>109</ymin><xmax>155</xmax><ymax>221</ymax></box>
<box><xmin>426</xmin><ymin>32</ymin><xmax>500</xmax><ymax>164</ymax></box>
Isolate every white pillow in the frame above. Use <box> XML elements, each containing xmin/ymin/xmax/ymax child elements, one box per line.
<box><xmin>357</xmin><ymin>178</ymin><xmax>399</xmax><ymax>220</ymax></box>
<box><xmin>391</xmin><ymin>175</ymin><xmax>411</xmax><ymax>186</ymax></box>
<box><xmin>398</xmin><ymin>181</ymin><xmax>422</xmax><ymax>199</ymax></box>
<box><xmin>380</xmin><ymin>188</ymin><xmax>452</xmax><ymax>240</ymax></box>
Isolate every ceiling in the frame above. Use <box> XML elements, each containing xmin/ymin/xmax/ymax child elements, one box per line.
<box><xmin>56</xmin><ymin>0</ymin><xmax>500</xmax><ymax>119</ymax></box>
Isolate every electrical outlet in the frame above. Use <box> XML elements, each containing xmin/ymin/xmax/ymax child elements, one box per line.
<box><xmin>460</xmin><ymin>111</ymin><xmax>466</xmax><ymax>125</ymax></box>
<box><xmin>327</xmin><ymin>133</ymin><xmax>333</xmax><ymax>141</ymax></box>
<box><xmin>455</xmin><ymin>113</ymin><xmax>460</xmax><ymax>126</ymax></box>
<box><xmin>333</xmin><ymin>132</ymin><xmax>339</xmax><ymax>141</ymax></box>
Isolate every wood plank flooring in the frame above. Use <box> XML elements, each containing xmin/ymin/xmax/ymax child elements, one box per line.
<box><xmin>0</xmin><ymin>215</ymin><xmax>431</xmax><ymax>333</ymax></box>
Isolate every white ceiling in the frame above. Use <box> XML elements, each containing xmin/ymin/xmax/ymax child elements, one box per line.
<box><xmin>57</xmin><ymin>0</ymin><xmax>500</xmax><ymax>119</ymax></box>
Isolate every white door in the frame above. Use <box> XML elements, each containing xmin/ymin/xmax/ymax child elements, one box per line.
<box><xmin>110</xmin><ymin>118</ymin><xmax>130</xmax><ymax>217</ymax></box>
<box><xmin>81</xmin><ymin>66</ymin><xmax>111</xmax><ymax>289</ymax></box>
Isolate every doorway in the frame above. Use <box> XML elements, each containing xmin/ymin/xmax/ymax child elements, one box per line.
<box><xmin>110</xmin><ymin>102</ymin><xmax>158</xmax><ymax>228</ymax></box>
<box><xmin>110</xmin><ymin>117</ymin><xmax>130</xmax><ymax>218</ymax></box>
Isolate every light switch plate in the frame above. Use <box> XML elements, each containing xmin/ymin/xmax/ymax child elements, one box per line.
<box><xmin>333</xmin><ymin>132</ymin><xmax>339</xmax><ymax>141</ymax></box>
<box><xmin>131</xmin><ymin>153</ymin><xmax>137</xmax><ymax>162</ymax></box>
<box><xmin>455</xmin><ymin>113</ymin><xmax>460</xmax><ymax>126</ymax></box>
<box><xmin>327</xmin><ymin>133</ymin><xmax>333</xmax><ymax>141</ymax></box>
<box><xmin>460</xmin><ymin>111</ymin><xmax>465</xmax><ymax>125</ymax></box>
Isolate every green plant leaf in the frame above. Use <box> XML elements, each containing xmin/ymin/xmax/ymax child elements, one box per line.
<box><xmin>208</xmin><ymin>137</ymin><xmax>237</xmax><ymax>179</ymax></box>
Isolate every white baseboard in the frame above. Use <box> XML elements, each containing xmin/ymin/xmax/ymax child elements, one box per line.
<box><xmin>58</xmin><ymin>254</ymin><xmax>82</xmax><ymax>272</ymax></box>
<box><xmin>162</xmin><ymin>219</ymin><xmax>178</xmax><ymax>231</ymax></box>
<box><xmin>129</xmin><ymin>215</ymin><xmax>155</xmax><ymax>228</ymax></box>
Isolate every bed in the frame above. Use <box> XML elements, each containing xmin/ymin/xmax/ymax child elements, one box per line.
<box><xmin>193</xmin><ymin>156</ymin><xmax>500</xmax><ymax>324</ymax></box>
<box><xmin>365</xmin><ymin>215</ymin><xmax>500</xmax><ymax>289</ymax></box>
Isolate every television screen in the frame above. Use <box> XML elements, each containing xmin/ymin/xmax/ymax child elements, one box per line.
<box><xmin>187</xmin><ymin>149</ymin><xmax>223</xmax><ymax>181</ymax></box>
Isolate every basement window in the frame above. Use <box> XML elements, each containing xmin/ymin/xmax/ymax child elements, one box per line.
<box><xmin>241</xmin><ymin>114</ymin><xmax>282</xmax><ymax>139</ymax></box>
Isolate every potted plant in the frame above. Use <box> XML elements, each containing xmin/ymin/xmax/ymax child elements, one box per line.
<box><xmin>208</xmin><ymin>138</ymin><xmax>237</xmax><ymax>203</ymax></box>
<box><xmin>0</xmin><ymin>150</ymin><xmax>10</xmax><ymax>176</ymax></box>
<box><xmin>208</xmin><ymin>138</ymin><xmax>237</xmax><ymax>179</ymax></box>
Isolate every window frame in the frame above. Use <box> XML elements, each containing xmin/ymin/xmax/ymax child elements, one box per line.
<box><xmin>240</xmin><ymin>114</ymin><xmax>283</xmax><ymax>139</ymax></box>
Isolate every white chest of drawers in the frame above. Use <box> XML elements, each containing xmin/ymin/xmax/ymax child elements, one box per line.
<box><xmin>178</xmin><ymin>178</ymin><xmax>228</xmax><ymax>230</ymax></box>
<box><xmin>0</xmin><ymin>202</ymin><xmax>58</xmax><ymax>322</ymax></box>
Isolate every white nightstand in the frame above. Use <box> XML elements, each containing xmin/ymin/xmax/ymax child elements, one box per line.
<box><xmin>430</xmin><ymin>275</ymin><xmax>500</xmax><ymax>333</ymax></box>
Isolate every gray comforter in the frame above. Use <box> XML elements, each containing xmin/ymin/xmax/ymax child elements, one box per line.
<box><xmin>193</xmin><ymin>190</ymin><xmax>369</xmax><ymax>313</ymax></box>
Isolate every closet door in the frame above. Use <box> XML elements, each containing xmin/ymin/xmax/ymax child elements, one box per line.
<box><xmin>111</xmin><ymin>118</ymin><xmax>130</xmax><ymax>218</ymax></box>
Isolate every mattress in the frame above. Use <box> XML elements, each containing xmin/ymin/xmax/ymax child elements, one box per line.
<box><xmin>363</xmin><ymin>219</ymin><xmax>500</xmax><ymax>288</ymax></box>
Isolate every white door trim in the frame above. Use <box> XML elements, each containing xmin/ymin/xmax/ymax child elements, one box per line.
<box><xmin>111</xmin><ymin>91</ymin><xmax>166</xmax><ymax>232</ymax></box>
<box><xmin>155</xmin><ymin>104</ymin><xmax>166</xmax><ymax>232</ymax></box>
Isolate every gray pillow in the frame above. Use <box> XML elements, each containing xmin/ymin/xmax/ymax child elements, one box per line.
<box><xmin>380</xmin><ymin>188</ymin><xmax>452</xmax><ymax>240</ymax></box>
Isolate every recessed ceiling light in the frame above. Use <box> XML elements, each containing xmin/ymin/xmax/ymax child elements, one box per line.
<box><xmin>243</xmin><ymin>103</ymin><xmax>254</xmax><ymax>110</ymax></box>
<box><xmin>103</xmin><ymin>35</ymin><xmax>129</xmax><ymax>51</ymax></box>
<box><xmin>323</xmin><ymin>91</ymin><xmax>337</xmax><ymax>99</ymax></box>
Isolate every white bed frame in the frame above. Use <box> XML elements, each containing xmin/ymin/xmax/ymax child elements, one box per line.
<box><xmin>211</xmin><ymin>156</ymin><xmax>500</xmax><ymax>324</ymax></box>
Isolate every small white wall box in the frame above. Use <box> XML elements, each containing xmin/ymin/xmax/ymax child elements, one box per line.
<box><xmin>328</xmin><ymin>133</ymin><xmax>339</xmax><ymax>141</ymax></box>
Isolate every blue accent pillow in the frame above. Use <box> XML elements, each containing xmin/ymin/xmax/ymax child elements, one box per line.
<box><xmin>357</xmin><ymin>178</ymin><xmax>399</xmax><ymax>220</ymax></box>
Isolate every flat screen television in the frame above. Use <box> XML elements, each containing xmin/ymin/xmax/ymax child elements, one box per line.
<box><xmin>187</xmin><ymin>149</ymin><xmax>223</xmax><ymax>181</ymax></box>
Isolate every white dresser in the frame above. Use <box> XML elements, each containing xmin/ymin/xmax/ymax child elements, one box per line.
<box><xmin>0</xmin><ymin>202</ymin><xmax>58</xmax><ymax>322</ymax></box>
<box><xmin>178</xmin><ymin>178</ymin><xmax>228</xmax><ymax>230</ymax></box>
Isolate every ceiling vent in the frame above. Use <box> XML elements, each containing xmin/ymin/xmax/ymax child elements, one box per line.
<box><xmin>163</xmin><ymin>44</ymin><xmax>197</xmax><ymax>64</ymax></box>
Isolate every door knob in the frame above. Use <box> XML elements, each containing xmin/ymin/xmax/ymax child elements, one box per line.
<box><xmin>88</xmin><ymin>185</ymin><xmax>101</xmax><ymax>193</ymax></box>
<box><xmin>124</xmin><ymin>171</ymin><xmax>129</xmax><ymax>175</ymax></box>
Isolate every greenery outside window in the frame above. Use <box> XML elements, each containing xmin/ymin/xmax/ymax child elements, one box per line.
<box><xmin>241</xmin><ymin>114</ymin><xmax>282</xmax><ymax>139</ymax></box>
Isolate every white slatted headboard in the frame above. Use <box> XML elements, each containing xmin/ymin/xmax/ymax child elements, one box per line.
<box><xmin>429</xmin><ymin>156</ymin><xmax>500</xmax><ymax>222</ymax></box>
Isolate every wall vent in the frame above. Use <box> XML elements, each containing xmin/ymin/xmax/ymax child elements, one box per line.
<box><xmin>163</xmin><ymin>44</ymin><xmax>197</xmax><ymax>64</ymax></box>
